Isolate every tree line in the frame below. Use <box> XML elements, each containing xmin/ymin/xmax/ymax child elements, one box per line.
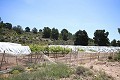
<box><xmin>0</xmin><ymin>17</ymin><xmax>120</xmax><ymax>46</ymax></box>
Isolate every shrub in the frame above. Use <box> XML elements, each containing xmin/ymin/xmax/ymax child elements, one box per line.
<box><xmin>108</xmin><ymin>56</ymin><xmax>113</xmax><ymax>60</ymax></box>
<box><xmin>11</xmin><ymin>70</ymin><xmax>20</xmax><ymax>74</ymax></box>
<box><xmin>114</xmin><ymin>51</ymin><xmax>120</xmax><ymax>61</ymax></box>
<box><xmin>7</xmin><ymin>63</ymin><xmax>73</xmax><ymax>80</ymax></box>
<box><xmin>76</xmin><ymin>66</ymin><xmax>93</xmax><ymax>76</ymax></box>
<box><xmin>44</xmin><ymin>63</ymin><xmax>73</xmax><ymax>78</ymax></box>
<box><xmin>10</xmin><ymin>65</ymin><xmax>25</xmax><ymax>74</ymax></box>
<box><xmin>93</xmin><ymin>71</ymin><xmax>114</xmax><ymax>80</ymax></box>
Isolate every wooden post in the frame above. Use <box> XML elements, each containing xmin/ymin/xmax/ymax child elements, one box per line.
<box><xmin>30</xmin><ymin>53</ymin><xmax>32</xmax><ymax>63</ymax></box>
<box><xmin>112</xmin><ymin>50</ymin><xmax>114</xmax><ymax>60</ymax></box>
<box><xmin>35</xmin><ymin>52</ymin><xmax>37</xmax><ymax>64</ymax></box>
<box><xmin>0</xmin><ymin>51</ymin><xmax>6</xmax><ymax>70</ymax></box>
<box><xmin>80</xmin><ymin>52</ymin><xmax>82</xmax><ymax>64</ymax></box>
<box><xmin>77</xmin><ymin>50</ymin><xmax>78</xmax><ymax>64</ymax></box>
<box><xmin>16</xmin><ymin>56</ymin><xmax>18</xmax><ymax>65</ymax></box>
<box><xmin>98</xmin><ymin>52</ymin><xmax>100</xmax><ymax>61</ymax></box>
<box><xmin>70</xmin><ymin>51</ymin><xmax>72</xmax><ymax>62</ymax></box>
<box><xmin>90</xmin><ymin>53</ymin><xmax>91</xmax><ymax>62</ymax></box>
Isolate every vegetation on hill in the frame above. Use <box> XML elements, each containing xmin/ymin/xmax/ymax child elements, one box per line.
<box><xmin>0</xmin><ymin>17</ymin><xmax>120</xmax><ymax>46</ymax></box>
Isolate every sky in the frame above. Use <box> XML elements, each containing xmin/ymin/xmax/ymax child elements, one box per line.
<box><xmin>0</xmin><ymin>0</ymin><xmax>120</xmax><ymax>41</ymax></box>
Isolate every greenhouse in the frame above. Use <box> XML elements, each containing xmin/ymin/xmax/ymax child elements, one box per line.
<box><xmin>0</xmin><ymin>42</ymin><xmax>31</xmax><ymax>55</ymax></box>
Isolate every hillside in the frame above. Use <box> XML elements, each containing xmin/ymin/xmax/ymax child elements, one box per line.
<box><xmin>0</xmin><ymin>18</ymin><xmax>120</xmax><ymax>46</ymax></box>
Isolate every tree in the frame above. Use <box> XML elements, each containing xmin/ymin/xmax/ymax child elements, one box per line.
<box><xmin>0</xmin><ymin>17</ymin><xmax>1</xmax><ymax>22</ymax></box>
<box><xmin>61</xmin><ymin>29</ymin><xmax>68</xmax><ymax>41</ymax></box>
<box><xmin>68</xmin><ymin>32</ymin><xmax>73</xmax><ymax>40</ymax></box>
<box><xmin>39</xmin><ymin>29</ymin><xmax>42</xmax><ymax>32</ymax></box>
<box><xmin>0</xmin><ymin>21</ymin><xmax>6</xmax><ymax>28</ymax></box>
<box><xmin>118</xmin><ymin>28</ymin><xmax>120</xmax><ymax>34</ymax></box>
<box><xmin>117</xmin><ymin>40</ymin><xmax>120</xmax><ymax>47</ymax></box>
<box><xmin>111</xmin><ymin>39</ymin><xmax>117</xmax><ymax>46</ymax></box>
<box><xmin>74</xmin><ymin>30</ymin><xmax>89</xmax><ymax>45</ymax></box>
<box><xmin>51</xmin><ymin>28</ymin><xmax>59</xmax><ymax>40</ymax></box>
<box><xmin>88</xmin><ymin>38</ymin><xmax>95</xmax><ymax>46</ymax></box>
<box><xmin>32</xmin><ymin>27</ymin><xmax>38</xmax><ymax>34</ymax></box>
<box><xmin>93</xmin><ymin>30</ymin><xmax>110</xmax><ymax>46</ymax></box>
<box><xmin>42</xmin><ymin>27</ymin><xmax>51</xmax><ymax>38</ymax></box>
<box><xmin>0</xmin><ymin>35</ymin><xmax>5</xmax><ymax>42</ymax></box>
<box><xmin>13</xmin><ymin>25</ymin><xmax>23</xmax><ymax>34</ymax></box>
<box><xmin>5</xmin><ymin>23</ymin><xmax>12</xmax><ymax>29</ymax></box>
<box><xmin>25</xmin><ymin>27</ymin><xmax>30</xmax><ymax>32</ymax></box>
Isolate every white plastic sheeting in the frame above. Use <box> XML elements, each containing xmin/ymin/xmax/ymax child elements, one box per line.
<box><xmin>0</xmin><ymin>42</ymin><xmax>31</xmax><ymax>55</ymax></box>
<box><xmin>49</xmin><ymin>45</ymin><xmax>120</xmax><ymax>53</ymax></box>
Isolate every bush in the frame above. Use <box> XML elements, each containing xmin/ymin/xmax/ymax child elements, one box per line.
<box><xmin>11</xmin><ymin>70</ymin><xmax>20</xmax><ymax>74</ymax></box>
<box><xmin>114</xmin><ymin>51</ymin><xmax>120</xmax><ymax>61</ymax></box>
<box><xmin>10</xmin><ymin>65</ymin><xmax>25</xmax><ymax>74</ymax></box>
<box><xmin>76</xmin><ymin>66</ymin><xmax>93</xmax><ymax>76</ymax></box>
<box><xmin>108</xmin><ymin>56</ymin><xmax>113</xmax><ymax>60</ymax></box>
<box><xmin>44</xmin><ymin>63</ymin><xmax>73</xmax><ymax>78</ymax></box>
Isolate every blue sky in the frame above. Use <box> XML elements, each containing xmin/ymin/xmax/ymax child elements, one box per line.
<box><xmin>0</xmin><ymin>0</ymin><xmax>120</xmax><ymax>41</ymax></box>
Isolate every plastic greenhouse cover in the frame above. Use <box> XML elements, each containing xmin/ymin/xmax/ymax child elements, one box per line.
<box><xmin>49</xmin><ymin>45</ymin><xmax>120</xmax><ymax>53</ymax></box>
<box><xmin>0</xmin><ymin>42</ymin><xmax>31</xmax><ymax>55</ymax></box>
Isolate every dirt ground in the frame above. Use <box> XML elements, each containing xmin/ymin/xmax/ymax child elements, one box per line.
<box><xmin>83</xmin><ymin>59</ymin><xmax>120</xmax><ymax>80</ymax></box>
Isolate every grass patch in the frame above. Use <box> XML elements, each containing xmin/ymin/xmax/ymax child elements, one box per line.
<box><xmin>6</xmin><ymin>63</ymin><xmax>73</xmax><ymax>80</ymax></box>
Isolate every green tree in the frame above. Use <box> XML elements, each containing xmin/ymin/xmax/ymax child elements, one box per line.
<box><xmin>61</xmin><ymin>29</ymin><xmax>68</xmax><ymax>41</ymax></box>
<box><xmin>0</xmin><ymin>17</ymin><xmax>1</xmax><ymax>22</ymax></box>
<box><xmin>5</xmin><ymin>23</ymin><xmax>12</xmax><ymax>29</ymax></box>
<box><xmin>39</xmin><ymin>29</ymin><xmax>42</xmax><ymax>32</ymax></box>
<box><xmin>93</xmin><ymin>30</ymin><xmax>110</xmax><ymax>46</ymax></box>
<box><xmin>88</xmin><ymin>38</ymin><xmax>95</xmax><ymax>46</ymax></box>
<box><xmin>74</xmin><ymin>30</ymin><xmax>89</xmax><ymax>46</ymax></box>
<box><xmin>13</xmin><ymin>25</ymin><xmax>23</xmax><ymax>34</ymax></box>
<box><xmin>111</xmin><ymin>39</ymin><xmax>117</xmax><ymax>46</ymax></box>
<box><xmin>0</xmin><ymin>21</ymin><xmax>6</xmax><ymax>28</ymax></box>
<box><xmin>42</xmin><ymin>27</ymin><xmax>51</xmax><ymax>38</ymax></box>
<box><xmin>68</xmin><ymin>32</ymin><xmax>73</xmax><ymax>40</ymax></box>
<box><xmin>51</xmin><ymin>28</ymin><xmax>59</xmax><ymax>40</ymax></box>
<box><xmin>118</xmin><ymin>28</ymin><xmax>120</xmax><ymax>34</ymax></box>
<box><xmin>25</xmin><ymin>27</ymin><xmax>30</xmax><ymax>32</ymax></box>
<box><xmin>117</xmin><ymin>40</ymin><xmax>120</xmax><ymax>47</ymax></box>
<box><xmin>32</xmin><ymin>27</ymin><xmax>38</xmax><ymax>34</ymax></box>
<box><xmin>0</xmin><ymin>35</ymin><xmax>5</xmax><ymax>42</ymax></box>
<box><xmin>0</xmin><ymin>18</ymin><xmax>12</xmax><ymax>29</ymax></box>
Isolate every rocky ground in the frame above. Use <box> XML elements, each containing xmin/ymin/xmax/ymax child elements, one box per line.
<box><xmin>83</xmin><ymin>59</ymin><xmax>120</xmax><ymax>80</ymax></box>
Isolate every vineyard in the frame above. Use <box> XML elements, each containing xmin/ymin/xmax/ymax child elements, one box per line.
<box><xmin>0</xmin><ymin>44</ymin><xmax>119</xmax><ymax>67</ymax></box>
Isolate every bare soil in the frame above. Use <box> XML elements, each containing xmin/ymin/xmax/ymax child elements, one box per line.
<box><xmin>83</xmin><ymin>60</ymin><xmax>120</xmax><ymax>80</ymax></box>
